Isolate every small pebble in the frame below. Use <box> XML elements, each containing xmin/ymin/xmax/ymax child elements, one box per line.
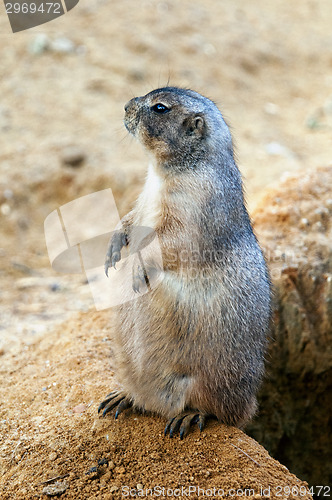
<box><xmin>72</xmin><ymin>403</ymin><xmax>87</xmax><ymax>414</ymax></box>
<box><xmin>50</xmin><ymin>283</ymin><xmax>61</xmax><ymax>292</ymax></box>
<box><xmin>3</xmin><ymin>189</ymin><xmax>13</xmax><ymax>199</ymax></box>
<box><xmin>1</xmin><ymin>203</ymin><xmax>10</xmax><ymax>215</ymax></box>
<box><xmin>312</xmin><ymin>221</ymin><xmax>324</xmax><ymax>232</ymax></box>
<box><xmin>299</xmin><ymin>218</ymin><xmax>309</xmax><ymax>229</ymax></box>
<box><xmin>102</xmin><ymin>470</ymin><xmax>112</xmax><ymax>479</ymax></box>
<box><xmin>314</xmin><ymin>207</ymin><xmax>329</xmax><ymax>220</ymax></box>
<box><xmin>115</xmin><ymin>466</ymin><xmax>125</xmax><ymax>474</ymax></box>
<box><xmin>264</xmin><ymin>102</ymin><xmax>279</xmax><ymax>115</ymax></box>
<box><xmin>51</xmin><ymin>37</ymin><xmax>75</xmax><ymax>53</ymax></box>
<box><xmin>61</xmin><ymin>146</ymin><xmax>86</xmax><ymax>167</ymax></box>
<box><xmin>28</xmin><ymin>34</ymin><xmax>50</xmax><ymax>55</ymax></box>
<box><xmin>264</xmin><ymin>141</ymin><xmax>295</xmax><ymax>159</ymax></box>
<box><xmin>43</xmin><ymin>480</ymin><xmax>68</xmax><ymax>497</ymax></box>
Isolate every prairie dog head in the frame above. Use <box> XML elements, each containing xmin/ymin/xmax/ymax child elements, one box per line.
<box><xmin>124</xmin><ymin>87</ymin><xmax>233</xmax><ymax>173</ymax></box>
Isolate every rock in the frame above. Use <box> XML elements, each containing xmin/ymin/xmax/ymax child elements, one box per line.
<box><xmin>264</xmin><ymin>102</ymin><xmax>279</xmax><ymax>115</ymax></box>
<box><xmin>28</xmin><ymin>34</ymin><xmax>50</xmax><ymax>55</ymax></box>
<box><xmin>28</xmin><ymin>36</ymin><xmax>75</xmax><ymax>56</ymax></box>
<box><xmin>50</xmin><ymin>37</ymin><xmax>75</xmax><ymax>54</ymax></box>
<box><xmin>247</xmin><ymin>165</ymin><xmax>332</xmax><ymax>488</ymax></box>
<box><xmin>72</xmin><ymin>403</ymin><xmax>88</xmax><ymax>414</ymax></box>
<box><xmin>264</xmin><ymin>141</ymin><xmax>296</xmax><ymax>159</ymax></box>
<box><xmin>3</xmin><ymin>189</ymin><xmax>13</xmax><ymax>200</ymax></box>
<box><xmin>43</xmin><ymin>480</ymin><xmax>68</xmax><ymax>497</ymax></box>
<box><xmin>0</xmin><ymin>203</ymin><xmax>10</xmax><ymax>215</ymax></box>
<box><xmin>61</xmin><ymin>146</ymin><xmax>86</xmax><ymax>167</ymax></box>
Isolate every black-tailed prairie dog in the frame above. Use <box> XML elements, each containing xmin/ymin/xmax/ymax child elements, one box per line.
<box><xmin>99</xmin><ymin>87</ymin><xmax>271</xmax><ymax>439</ymax></box>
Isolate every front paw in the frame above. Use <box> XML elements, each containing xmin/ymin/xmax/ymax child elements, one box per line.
<box><xmin>132</xmin><ymin>260</ymin><xmax>148</xmax><ymax>293</ymax></box>
<box><xmin>105</xmin><ymin>231</ymin><xmax>128</xmax><ymax>276</ymax></box>
<box><xmin>132</xmin><ymin>258</ymin><xmax>161</xmax><ymax>293</ymax></box>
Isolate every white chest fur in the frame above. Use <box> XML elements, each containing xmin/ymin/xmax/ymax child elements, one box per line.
<box><xmin>134</xmin><ymin>164</ymin><xmax>162</xmax><ymax>229</ymax></box>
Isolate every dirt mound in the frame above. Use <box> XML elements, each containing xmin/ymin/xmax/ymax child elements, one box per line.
<box><xmin>0</xmin><ymin>312</ymin><xmax>311</xmax><ymax>499</ymax></box>
<box><xmin>247</xmin><ymin>165</ymin><xmax>332</xmax><ymax>487</ymax></box>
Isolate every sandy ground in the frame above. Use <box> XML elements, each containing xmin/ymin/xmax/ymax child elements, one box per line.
<box><xmin>0</xmin><ymin>0</ymin><xmax>331</xmax><ymax>497</ymax></box>
<box><xmin>0</xmin><ymin>310</ymin><xmax>313</xmax><ymax>499</ymax></box>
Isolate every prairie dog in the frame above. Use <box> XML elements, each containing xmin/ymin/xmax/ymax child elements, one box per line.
<box><xmin>99</xmin><ymin>87</ymin><xmax>271</xmax><ymax>438</ymax></box>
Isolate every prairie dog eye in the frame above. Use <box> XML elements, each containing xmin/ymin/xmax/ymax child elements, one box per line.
<box><xmin>151</xmin><ymin>103</ymin><xmax>170</xmax><ymax>114</ymax></box>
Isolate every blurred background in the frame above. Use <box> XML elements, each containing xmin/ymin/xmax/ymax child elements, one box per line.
<box><xmin>0</xmin><ymin>0</ymin><xmax>331</xmax><ymax>492</ymax></box>
<box><xmin>1</xmin><ymin>0</ymin><xmax>331</xmax><ymax>204</ymax></box>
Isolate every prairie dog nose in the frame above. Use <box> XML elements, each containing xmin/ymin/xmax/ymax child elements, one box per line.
<box><xmin>124</xmin><ymin>97</ymin><xmax>139</xmax><ymax>112</ymax></box>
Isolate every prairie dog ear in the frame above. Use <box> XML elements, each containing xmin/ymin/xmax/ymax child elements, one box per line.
<box><xmin>183</xmin><ymin>114</ymin><xmax>206</xmax><ymax>137</ymax></box>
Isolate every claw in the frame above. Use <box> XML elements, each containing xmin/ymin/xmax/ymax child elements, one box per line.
<box><xmin>169</xmin><ymin>414</ymin><xmax>187</xmax><ymax>438</ymax></box>
<box><xmin>98</xmin><ymin>391</ymin><xmax>118</xmax><ymax>413</ymax></box>
<box><xmin>102</xmin><ymin>395</ymin><xmax>125</xmax><ymax>417</ymax></box>
<box><xmin>111</xmin><ymin>251</ymin><xmax>121</xmax><ymax>268</ymax></box>
<box><xmin>115</xmin><ymin>398</ymin><xmax>132</xmax><ymax>420</ymax></box>
<box><xmin>179</xmin><ymin>414</ymin><xmax>200</xmax><ymax>440</ymax></box>
<box><xmin>104</xmin><ymin>231</ymin><xmax>128</xmax><ymax>278</ymax></box>
<box><xmin>98</xmin><ymin>391</ymin><xmax>132</xmax><ymax>419</ymax></box>
<box><xmin>164</xmin><ymin>411</ymin><xmax>209</xmax><ymax>439</ymax></box>
<box><xmin>164</xmin><ymin>417</ymin><xmax>175</xmax><ymax>436</ymax></box>
<box><xmin>198</xmin><ymin>414</ymin><xmax>206</xmax><ymax>432</ymax></box>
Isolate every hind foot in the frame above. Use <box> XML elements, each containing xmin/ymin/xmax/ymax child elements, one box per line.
<box><xmin>98</xmin><ymin>391</ymin><xmax>132</xmax><ymax>419</ymax></box>
<box><xmin>164</xmin><ymin>411</ymin><xmax>212</xmax><ymax>440</ymax></box>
